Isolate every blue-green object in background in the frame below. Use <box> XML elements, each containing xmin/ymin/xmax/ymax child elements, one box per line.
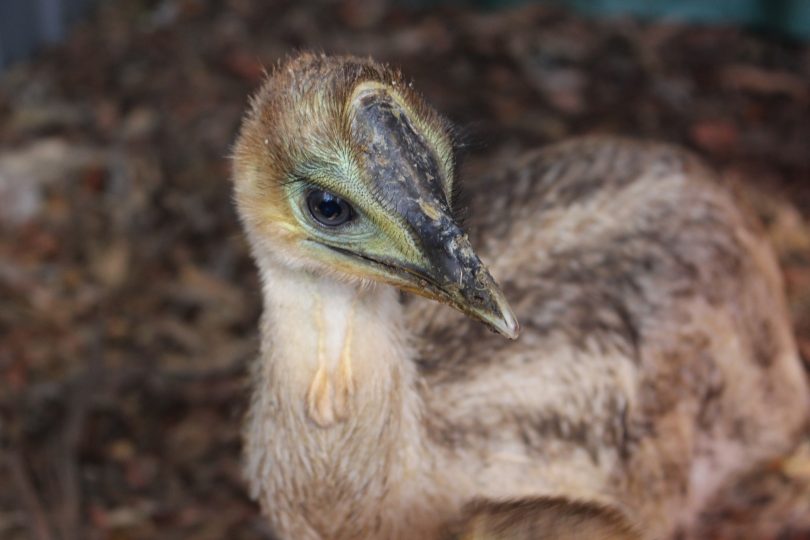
<box><xmin>566</xmin><ymin>0</ymin><xmax>810</xmax><ymax>40</ymax></box>
<box><xmin>434</xmin><ymin>0</ymin><xmax>810</xmax><ymax>40</ymax></box>
<box><xmin>0</xmin><ymin>0</ymin><xmax>95</xmax><ymax>69</ymax></box>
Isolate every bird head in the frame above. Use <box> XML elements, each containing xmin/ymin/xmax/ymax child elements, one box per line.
<box><xmin>232</xmin><ymin>53</ymin><xmax>518</xmax><ymax>339</ymax></box>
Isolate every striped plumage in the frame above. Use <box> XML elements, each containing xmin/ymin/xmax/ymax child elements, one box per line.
<box><xmin>231</xmin><ymin>53</ymin><xmax>809</xmax><ymax>539</ymax></box>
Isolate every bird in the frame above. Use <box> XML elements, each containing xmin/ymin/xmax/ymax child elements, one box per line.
<box><xmin>230</xmin><ymin>52</ymin><xmax>809</xmax><ymax>539</ymax></box>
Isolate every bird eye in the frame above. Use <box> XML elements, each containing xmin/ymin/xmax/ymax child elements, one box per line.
<box><xmin>306</xmin><ymin>190</ymin><xmax>354</xmax><ymax>227</ymax></box>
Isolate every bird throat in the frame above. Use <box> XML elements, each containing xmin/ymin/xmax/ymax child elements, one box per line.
<box><xmin>258</xmin><ymin>263</ymin><xmax>412</xmax><ymax>433</ymax></box>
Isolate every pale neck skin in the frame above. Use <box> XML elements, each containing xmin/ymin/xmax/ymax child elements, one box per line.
<box><xmin>243</xmin><ymin>255</ymin><xmax>448</xmax><ymax>539</ymax></box>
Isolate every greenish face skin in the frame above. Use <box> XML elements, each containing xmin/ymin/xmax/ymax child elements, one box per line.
<box><xmin>283</xmin><ymin>85</ymin><xmax>518</xmax><ymax>339</ymax></box>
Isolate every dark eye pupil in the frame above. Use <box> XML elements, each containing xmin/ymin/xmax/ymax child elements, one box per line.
<box><xmin>318</xmin><ymin>199</ymin><xmax>341</xmax><ymax>219</ymax></box>
<box><xmin>307</xmin><ymin>190</ymin><xmax>353</xmax><ymax>226</ymax></box>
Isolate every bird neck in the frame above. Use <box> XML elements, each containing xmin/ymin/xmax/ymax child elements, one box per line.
<box><xmin>256</xmin><ymin>262</ymin><xmax>418</xmax><ymax>426</ymax></box>
<box><xmin>245</xmin><ymin>260</ymin><xmax>432</xmax><ymax>524</ymax></box>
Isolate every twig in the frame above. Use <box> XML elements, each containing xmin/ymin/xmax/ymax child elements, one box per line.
<box><xmin>55</xmin><ymin>322</ymin><xmax>105</xmax><ymax>540</ymax></box>
<box><xmin>4</xmin><ymin>448</ymin><xmax>55</xmax><ymax>540</ymax></box>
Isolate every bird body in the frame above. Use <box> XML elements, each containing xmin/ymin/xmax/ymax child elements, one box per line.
<box><xmin>233</xmin><ymin>53</ymin><xmax>809</xmax><ymax>539</ymax></box>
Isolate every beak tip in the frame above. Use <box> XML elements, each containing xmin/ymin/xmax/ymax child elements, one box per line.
<box><xmin>491</xmin><ymin>301</ymin><xmax>520</xmax><ymax>340</ymax></box>
<box><xmin>499</xmin><ymin>316</ymin><xmax>521</xmax><ymax>340</ymax></box>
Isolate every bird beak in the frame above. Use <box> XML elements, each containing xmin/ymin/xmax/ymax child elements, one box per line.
<box><xmin>329</xmin><ymin>229</ymin><xmax>519</xmax><ymax>339</ymax></box>
<box><xmin>404</xmin><ymin>225</ymin><xmax>520</xmax><ymax>340</ymax></box>
<box><xmin>330</xmin><ymin>218</ymin><xmax>520</xmax><ymax>340</ymax></box>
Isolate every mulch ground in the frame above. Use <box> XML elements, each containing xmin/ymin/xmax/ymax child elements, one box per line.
<box><xmin>1</xmin><ymin>1</ymin><xmax>809</xmax><ymax>538</ymax></box>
